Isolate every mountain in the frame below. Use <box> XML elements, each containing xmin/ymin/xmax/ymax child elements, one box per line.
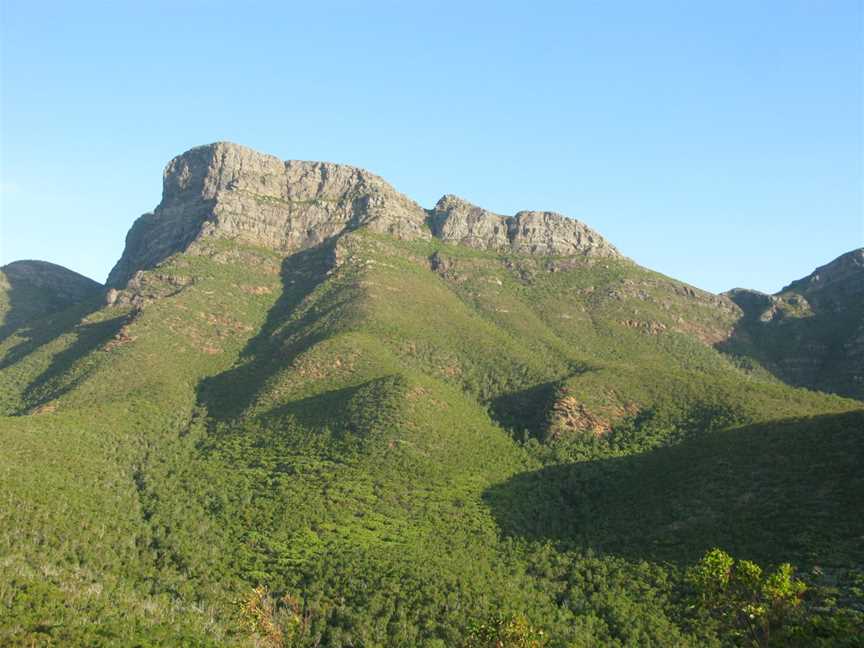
<box><xmin>722</xmin><ymin>248</ymin><xmax>864</xmax><ymax>400</ymax></box>
<box><xmin>0</xmin><ymin>260</ymin><xmax>102</xmax><ymax>341</ymax></box>
<box><xmin>106</xmin><ymin>142</ymin><xmax>617</xmax><ymax>288</ymax></box>
<box><xmin>1</xmin><ymin>142</ymin><xmax>862</xmax><ymax>647</ymax></box>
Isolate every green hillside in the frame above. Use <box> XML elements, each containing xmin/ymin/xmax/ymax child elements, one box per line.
<box><xmin>2</xmin><ymin>145</ymin><xmax>862</xmax><ymax>646</ymax></box>
<box><xmin>0</xmin><ymin>231</ymin><xmax>864</xmax><ymax>646</ymax></box>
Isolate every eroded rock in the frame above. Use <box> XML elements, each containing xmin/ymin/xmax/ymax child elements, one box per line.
<box><xmin>429</xmin><ymin>194</ymin><xmax>621</xmax><ymax>258</ymax></box>
<box><xmin>108</xmin><ymin>143</ymin><xmax>624</xmax><ymax>288</ymax></box>
<box><xmin>107</xmin><ymin>142</ymin><xmax>430</xmax><ymax>287</ymax></box>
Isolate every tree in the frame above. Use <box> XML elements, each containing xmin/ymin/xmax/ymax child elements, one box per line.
<box><xmin>464</xmin><ymin>612</ymin><xmax>548</xmax><ymax>648</ymax></box>
<box><xmin>688</xmin><ymin>548</ymin><xmax>807</xmax><ymax>646</ymax></box>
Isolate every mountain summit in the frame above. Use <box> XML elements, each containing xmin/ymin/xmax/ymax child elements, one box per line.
<box><xmin>107</xmin><ymin>142</ymin><xmax>620</xmax><ymax>287</ymax></box>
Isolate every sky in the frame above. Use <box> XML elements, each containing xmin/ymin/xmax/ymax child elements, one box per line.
<box><xmin>1</xmin><ymin>1</ymin><xmax>861</xmax><ymax>294</ymax></box>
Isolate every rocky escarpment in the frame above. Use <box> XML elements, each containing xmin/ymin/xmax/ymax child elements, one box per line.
<box><xmin>108</xmin><ymin>142</ymin><xmax>622</xmax><ymax>288</ymax></box>
<box><xmin>721</xmin><ymin>248</ymin><xmax>864</xmax><ymax>400</ymax></box>
<box><xmin>429</xmin><ymin>194</ymin><xmax>620</xmax><ymax>257</ymax></box>
<box><xmin>107</xmin><ymin>142</ymin><xmax>430</xmax><ymax>287</ymax></box>
<box><xmin>0</xmin><ymin>261</ymin><xmax>102</xmax><ymax>339</ymax></box>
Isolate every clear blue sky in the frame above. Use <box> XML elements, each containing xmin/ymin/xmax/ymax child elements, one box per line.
<box><xmin>1</xmin><ymin>1</ymin><xmax>861</xmax><ymax>293</ymax></box>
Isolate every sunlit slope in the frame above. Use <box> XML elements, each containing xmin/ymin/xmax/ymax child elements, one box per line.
<box><xmin>1</xmin><ymin>237</ymin><xmax>540</xmax><ymax>644</ymax></box>
<box><xmin>2</xmin><ymin>230</ymin><xmax>862</xmax><ymax>646</ymax></box>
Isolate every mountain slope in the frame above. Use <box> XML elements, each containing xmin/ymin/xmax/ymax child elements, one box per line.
<box><xmin>0</xmin><ymin>260</ymin><xmax>102</xmax><ymax>341</ymax></box>
<box><xmin>1</xmin><ymin>143</ymin><xmax>862</xmax><ymax>646</ymax></box>
<box><xmin>722</xmin><ymin>248</ymin><xmax>864</xmax><ymax>400</ymax></box>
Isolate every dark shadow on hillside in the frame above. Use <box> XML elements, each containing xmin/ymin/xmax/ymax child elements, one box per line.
<box><xmin>262</xmin><ymin>384</ymin><xmax>361</xmax><ymax>431</ymax></box>
<box><xmin>0</xmin><ymin>297</ymin><xmax>107</xmax><ymax>372</ymax></box>
<box><xmin>1</xmin><ymin>262</ymin><xmax>102</xmax><ymax>344</ymax></box>
<box><xmin>197</xmin><ymin>242</ymin><xmax>338</xmax><ymax>421</ymax></box>
<box><xmin>19</xmin><ymin>313</ymin><xmax>131</xmax><ymax>412</ymax></box>
<box><xmin>489</xmin><ymin>381</ymin><xmax>559</xmax><ymax>441</ymax></box>
<box><xmin>488</xmin><ymin>365</ymin><xmax>596</xmax><ymax>441</ymax></box>
<box><xmin>259</xmin><ymin>375</ymin><xmax>407</xmax><ymax>446</ymax></box>
<box><xmin>715</xmin><ymin>309</ymin><xmax>864</xmax><ymax>402</ymax></box>
<box><xmin>485</xmin><ymin>410</ymin><xmax>864</xmax><ymax>567</ymax></box>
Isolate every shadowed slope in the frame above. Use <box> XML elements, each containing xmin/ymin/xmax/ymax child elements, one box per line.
<box><xmin>721</xmin><ymin>248</ymin><xmax>864</xmax><ymax>400</ymax></box>
<box><xmin>0</xmin><ymin>260</ymin><xmax>102</xmax><ymax>342</ymax></box>
<box><xmin>485</xmin><ymin>410</ymin><xmax>864</xmax><ymax>567</ymax></box>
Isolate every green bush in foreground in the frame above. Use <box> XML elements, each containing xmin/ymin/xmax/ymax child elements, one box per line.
<box><xmin>463</xmin><ymin>613</ymin><xmax>548</xmax><ymax>648</ymax></box>
<box><xmin>688</xmin><ymin>548</ymin><xmax>806</xmax><ymax>647</ymax></box>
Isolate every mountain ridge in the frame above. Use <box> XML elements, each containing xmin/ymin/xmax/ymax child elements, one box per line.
<box><xmin>3</xmin><ymin>143</ymin><xmax>861</xmax><ymax>404</ymax></box>
<box><xmin>106</xmin><ymin>142</ymin><xmax>622</xmax><ymax>288</ymax></box>
<box><xmin>722</xmin><ymin>246</ymin><xmax>864</xmax><ymax>399</ymax></box>
<box><xmin>0</xmin><ymin>260</ymin><xmax>102</xmax><ymax>342</ymax></box>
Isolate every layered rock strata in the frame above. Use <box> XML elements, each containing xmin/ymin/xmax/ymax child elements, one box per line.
<box><xmin>108</xmin><ymin>142</ymin><xmax>622</xmax><ymax>287</ymax></box>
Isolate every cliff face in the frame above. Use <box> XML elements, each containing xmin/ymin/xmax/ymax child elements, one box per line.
<box><xmin>430</xmin><ymin>194</ymin><xmax>620</xmax><ymax>258</ymax></box>
<box><xmin>107</xmin><ymin>142</ymin><xmax>430</xmax><ymax>287</ymax></box>
<box><xmin>107</xmin><ymin>142</ymin><xmax>622</xmax><ymax>287</ymax></box>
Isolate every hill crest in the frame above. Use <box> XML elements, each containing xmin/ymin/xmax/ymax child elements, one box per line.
<box><xmin>107</xmin><ymin>142</ymin><xmax>621</xmax><ymax>288</ymax></box>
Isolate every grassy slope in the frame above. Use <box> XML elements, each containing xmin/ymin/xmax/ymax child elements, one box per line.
<box><xmin>1</xmin><ymin>231</ymin><xmax>862</xmax><ymax>646</ymax></box>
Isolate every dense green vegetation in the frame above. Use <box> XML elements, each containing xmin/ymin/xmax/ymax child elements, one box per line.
<box><xmin>1</xmin><ymin>230</ymin><xmax>862</xmax><ymax>646</ymax></box>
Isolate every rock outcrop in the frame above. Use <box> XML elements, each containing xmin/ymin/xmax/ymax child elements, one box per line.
<box><xmin>108</xmin><ymin>142</ymin><xmax>622</xmax><ymax>288</ymax></box>
<box><xmin>724</xmin><ymin>288</ymin><xmax>777</xmax><ymax>321</ymax></box>
<box><xmin>429</xmin><ymin>194</ymin><xmax>620</xmax><ymax>258</ymax></box>
<box><xmin>107</xmin><ymin>142</ymin><xmax>430</xmax><ymax>287</ymax></box>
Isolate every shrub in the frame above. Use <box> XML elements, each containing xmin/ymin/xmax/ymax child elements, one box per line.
<box><xmin>688</xmin><ymin>548</ymin><xmax>807</xmax><ymax>646</ymax></box>
<box><xmin>464</xmin><ymin>612</ymin><xmax>547</xmax><ymax>648</ymax></box>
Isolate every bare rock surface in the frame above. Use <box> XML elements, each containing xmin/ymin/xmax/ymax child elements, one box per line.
<box><xmin>108</xmin><ymin>142</ymin><xmax>622</xmax><ymax>287</ymax></box>
<box><xmin>429</xmin><ymin>194</ymin><xmax>621</xmax><ymax>258</ymax></box>
<box><xmin>107</xmin><ymin>142</ymin><xmax>430</xmax><ymax>287</ymax></box>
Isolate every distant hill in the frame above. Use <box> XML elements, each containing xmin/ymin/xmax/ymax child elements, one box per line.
<box><xmin>0</xmin><ymin>260</ymin><xmax>102</xmax><ymax>341</ymax></box>
<box><xmin>723</xmin><ymin>248</ymin><xmax>864</xmax><ymax>400</ymax></box>
<box><xmin>1</xmin><ymin>143</ymin><xmax>861</xmax><ymax>646</ymax></box>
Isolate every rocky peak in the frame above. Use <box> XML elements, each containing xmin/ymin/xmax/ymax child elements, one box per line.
<box><xmin>723</xmin><ymin>288</ymin><xmax>776</xmax><ymax>321</ymax></box>
<box><xmin>428</xmin><ymin>195</ymin><xmax>512</xmax><ymax>250</ymax></box>
<box><xmin>429</xmin><ymin>194</ymin><xmax>621</xmax><ymax>258</ymax></box>
<box><xmin>721</xmin><ymin>248</ymin><xmax>864</xmax><ymax>400</ymax></box>
<box><xmin>107</xmin><ymin>142</ymin><xmax>430</xmax><ymax>287</ymax></box>
<box><xmin>108</xmin><ymin>143</ymin><xmax>622</xmax><ymax>288</ymax></box>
